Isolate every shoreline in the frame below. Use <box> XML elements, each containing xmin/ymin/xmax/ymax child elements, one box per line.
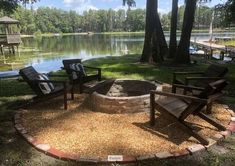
<box><xmin>20</xmin><ymin>30</ymin><xmax>235</xmax><ymax>38</ymax></box>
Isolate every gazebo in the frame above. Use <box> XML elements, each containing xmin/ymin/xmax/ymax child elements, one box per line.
<box><xmin>0</xmin><ymin>16</ymin><xmax>21</xmax><ymax>54</ymax></box>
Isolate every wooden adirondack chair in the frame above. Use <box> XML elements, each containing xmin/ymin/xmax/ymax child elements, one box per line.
<box><xmin>172</xmin><ymin>64</ymin><xmax>228</xmax><ymax>94</ymax></box>
<box><xmin>62</xmin><ymin>59</ymin><xmax>101</xmax><ymax>95</ymax></box>
<box><xmin>19</xmin><ymin>66</ymin><xmax>70</xmax><ymax>110</ymax></box>
<box><xmin>150</xmin><ymin>79</ymin><xmax>228</xmax><ymax>145</ymax></box>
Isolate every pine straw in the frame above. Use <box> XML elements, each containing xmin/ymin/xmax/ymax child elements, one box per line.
<box><xmin>22</xmin><ymin>94</ymin><xmax>231</xmax><ymax>158</ymax></box>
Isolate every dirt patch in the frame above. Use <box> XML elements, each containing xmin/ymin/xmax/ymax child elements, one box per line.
<box><xmin>21</xmin><ymin>94</ymin><xmax>231</xmax><ymax>158</ymax></box>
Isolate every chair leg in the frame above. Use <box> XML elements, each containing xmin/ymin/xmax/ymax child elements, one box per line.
<box><xmin>71</xmin><ymin>86</ymin><xmax>74</xmax><ymax>100</ymax></box>
<box><xmin>180</xmin><ymin>120</ymin><xmax>209</xmax><ymax>145</ymax></box>
<box><xmin>198</xmin><ymin>112</ymin><xmax>226</xmax><ymax>131</ymax></box>
<box><xmin>205</xmin><ymin>102</ymin><xmax>212</xmax><ymax>114</ymax></box>
<box><xmin>150</xmin><ymin>93</ymin><xmax>156</xmax><ymax>126</ymax></box>
<box><xmin>64</xmin><ymin>89</ymin><xmax>67</xmax><ymax>110</ymax></box>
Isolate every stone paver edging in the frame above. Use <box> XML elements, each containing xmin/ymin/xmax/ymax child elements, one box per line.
<box><xmin>14</xmin><ymin>107</ymin><xmax>235</xmax><ymax>164</ymax></box>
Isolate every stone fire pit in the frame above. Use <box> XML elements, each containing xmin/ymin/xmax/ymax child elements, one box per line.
<box><xmin>90</xmin><ymin>79</ymin><xmax>160</xmax><ymax>113</ymax></box>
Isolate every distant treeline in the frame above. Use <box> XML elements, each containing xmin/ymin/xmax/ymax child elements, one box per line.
<box><xmin>0</xmin><ymin>5</ymin><xmax>229</xmax><ymax>35</ymax></box>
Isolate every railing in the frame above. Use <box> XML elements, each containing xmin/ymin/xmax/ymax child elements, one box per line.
<box><xmin>6</xmin><ymin>34</ymin><xmax>21</xmax><ymax>44</ymax></box>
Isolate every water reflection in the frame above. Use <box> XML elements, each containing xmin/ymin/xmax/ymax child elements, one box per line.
<box><xmin>0</xmin><ymin>34</ymin><xmax>144</xmax><ymax>73</ymax></box>
<box><xmin>0</xmin><ymin>33</ymin><xmax>234</xmax><ymax>73</ymax></box>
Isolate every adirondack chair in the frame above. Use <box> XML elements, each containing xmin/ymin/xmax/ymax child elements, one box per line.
<box><xmin>150</xmin><ymin>79</ymin><xmax>228</xmax><ymax>145</ymax></box>
<box><xmin>62</xmin><ymin>59</ymin><xmax>101</xmax><ymax>95</ymax></box>
<box><xmin>172</xmin><ymin>64</ymin><xmax>228</xmax><ymax>94</ymax></box>
<box><xmin>19</xmin><ymin>66</ymin><xmax>70</xmax><ymax>110</ymax></box>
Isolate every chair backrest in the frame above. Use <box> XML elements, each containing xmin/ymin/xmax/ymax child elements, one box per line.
<box><xmin>195</xmin><ymin>64</ymin><xmax>228</xmax><ymax>87</ymax></box>
<box><xmin>19</xmin><ymin>66</ymin><xmax>43</xmax><ymax>96</ymax></box>
<box><xmin>202</xmin><ymin>64</ymin><xmax>228</xmax><ymax>78</ymax></box>
<box><xmin>180</xmin><ymin>79</ymin><xmax>228</xmax><ymax>120</ymax></box>
<box><xmin>62</xmin><ymin>59</ymin><xmax>82</xmax><ymax>73</ymax></box>
<box><xmin>62</xmin><ymin>59</ymin><xmax>82</xmax><ymax>81</ymax></box>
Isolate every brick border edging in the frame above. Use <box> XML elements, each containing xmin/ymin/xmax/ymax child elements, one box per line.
<box><xmin>14</xmin><ymin>106</ymin><xmax>235</xmax><ymax>164</ymax></box>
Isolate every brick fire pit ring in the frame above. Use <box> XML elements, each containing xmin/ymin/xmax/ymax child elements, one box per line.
<box><xmin>90</xmin><ymin>79</ymin><xmax>161</xmax><ymax>113</ymax></box>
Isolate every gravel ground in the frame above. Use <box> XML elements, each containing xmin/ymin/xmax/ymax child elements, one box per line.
<box><xmin>21</xmin><ymin>94</ymin><xmax>231</xmax><ymax>158</ymax></box>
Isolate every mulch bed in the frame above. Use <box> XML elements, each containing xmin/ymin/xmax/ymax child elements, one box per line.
<box><xmin>21</xmin><ymin>94</ymin><xmax>231</xmax><ymax>158</ymax></box>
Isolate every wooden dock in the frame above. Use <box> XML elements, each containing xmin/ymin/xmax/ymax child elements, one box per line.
<box><xmin>191</xmin><ymin>40</ymin><xmax>235</xmax><ymax>60</ymax></box>
<box><xmin>191</xmin><ymin>40</ymin><xmax>226</xmax><ymax>51</ymax></box>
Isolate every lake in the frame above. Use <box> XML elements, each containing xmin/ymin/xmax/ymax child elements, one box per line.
<box><xmin>0</xmin><ymin>32</ymin><xmax>235</xmax><ymax>75</ymax></box>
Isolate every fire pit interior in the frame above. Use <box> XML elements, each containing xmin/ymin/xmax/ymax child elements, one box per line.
<box><xmin>90</xmin><ymin>79</ymin><xmax>159</xmax><ymax>113</ymax></box>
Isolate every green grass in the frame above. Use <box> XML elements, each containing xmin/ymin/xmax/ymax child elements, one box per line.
<box><xmin>1</xmin><ymin>54</ymin><xmax>235</xmax><ymax>98</ymax></box>
<box><xmin>1</xmin><ymin>54</ymin><xmax>235</xmax><ymax>165</ymax></box>
<box><xmin>84</xmin><ymin>54</ymin><xmax>206</xmax><ymax>82</ymax></box>
<box><xmin>84</xmin><ymin>54</ymin><xmax>235</xmax><ymax>98</ymax></box>
<box><xmin>218</xmin><ymin>40</ymin><xmax>235</xmax><ymax>46</ymax></box>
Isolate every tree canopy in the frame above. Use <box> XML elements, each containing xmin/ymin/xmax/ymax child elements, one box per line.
<box><xmin>216</xmin><ymin>0</ymin><xmax>235</xmax><ymax>25</ymax></box>
<box><xmin>0</xmin><ymin>0</ymin><xmax>37</xmax><ymax>14</ymax></box>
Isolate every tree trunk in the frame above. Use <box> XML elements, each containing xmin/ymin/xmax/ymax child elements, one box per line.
<box><xmin>168</xmin><ymin>0</ymin><xmax>178</xmax><ymax>59</ymax></box>
<box><xmin>155</xmin><ymin>11</ymin><xmax>168</xmax><ymax>60</ymax></box>
<box><xmin>140</xmin><ymin>0</ymin><xmax>157</xmax><ymax>62</ymax></box>
<box><xmin>175</xmin><ymin>0</ymin><xmax>197</xmax><ymax>64</ymax></box>
<box><xmin>141</xmin><ymin>0</ymin><xmax>166</xmax><ymax>63</ymax></box>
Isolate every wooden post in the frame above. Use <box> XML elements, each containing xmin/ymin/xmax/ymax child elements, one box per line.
<box><xmin>210</xmin><ymin>48</ymin><xmax>213</xmax><ymax>59</ymax></box>
<box><xmin>150</xmin><ymin>93</ymin><xmax>155</xmax><ymax>126</ymax></box>
<box><xmin>0</xmin><ymin>45</ymin><xmax>3</xmax><ymax>55</ymax></box>
<box><xmin>12</xmin><ymin>45</ymin><xmax>15</xmax><ymax>54</ymax></box>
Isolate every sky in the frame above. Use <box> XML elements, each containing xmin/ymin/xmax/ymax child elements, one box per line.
<box><xmin>31</xmin><ymin>0</ymin><xmax>228</xmax><ymax>14</ymax></box>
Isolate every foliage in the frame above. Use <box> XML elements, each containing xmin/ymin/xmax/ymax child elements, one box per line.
<box><xmin>123</xmin><ymin>0</ymin><xmax>136</xmax><ymax>10</ymax></box>
<box><xmin>0</xmin><ymin>0</ymin><xmax>37</xmax><ymax>14</ymax></box>
<box><xmin>2</xmin><ymin>4</ymin><xmax>225</xmax><ymax>35</ymax></box>
<box><xmin>216</xmin><ymin>0</ymin><xmax>235</xmax><ymax>26</ymax></box>
<box><xmin>10</xmin><ymin>7</ymin><xmax>146</xmax><ymax>34</ymax></box>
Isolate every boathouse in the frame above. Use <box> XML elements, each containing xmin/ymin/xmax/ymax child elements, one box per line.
<box><xmin>0</xmin><ymin>16</ymin><xmax>21</xmax><ymax>54</ymax></box>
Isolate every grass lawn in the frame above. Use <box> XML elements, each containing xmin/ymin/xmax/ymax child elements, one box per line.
<box><xmin>1</xmin><ymin>54</ymin><xmax>235</xmax><ymax>165</ymax></box>
<box><xmin>217</xmin><ymin>40</ymin><xmax>235</xmax><ymax>46</ymax></box>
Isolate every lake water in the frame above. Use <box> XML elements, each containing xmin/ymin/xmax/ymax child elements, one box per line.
<box><xmin>0</xmin><ymin>32</ymin><xmax>234</xmax><ymax>75</ymax></box>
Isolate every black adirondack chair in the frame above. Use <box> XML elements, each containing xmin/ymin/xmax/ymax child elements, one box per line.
<box><xmin>62</xmin><ymin>59</ymin><xmax>101</xmax><ymax>95</ymax></box>
<box><xmin>172</xmin><ymin>64</ymin><xmax>228</xmax><ymax>94</ymax></box>
<box><xmin>150</xmin><ymin>79</ymin><xmax>228</xmax><ymax>145</ymax></box>
<box><xmin>19</xmin><ymin>66</ymin><xmax>70</xmax><ymax>110</ymax></box>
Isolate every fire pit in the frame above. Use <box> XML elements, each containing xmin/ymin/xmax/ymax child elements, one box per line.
<box><xmin>90</xmin><ymin>79</ymin><xmax>160</xmax><ymax>113</ymax></box>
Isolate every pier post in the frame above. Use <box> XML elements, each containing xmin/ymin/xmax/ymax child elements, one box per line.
<box><xmin>0</xmin><ymin>45</ymin><xmax>3</xmax><ymax>55</ymax></box>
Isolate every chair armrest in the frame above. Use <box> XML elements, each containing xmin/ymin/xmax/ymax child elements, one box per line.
<box><xmin>38</xmin><ymin>72</ymin><xmax>67</xmax><ymax>78</ymax></box>
<box><xmin>47</xmin><ymin>74</ymin><xmax>68</xmax><ymax>78</ymax></box>
<box><xmin>32</xmin><ymin>80</ymin><xmax>68</xmax><ymax>91</ymax></box>
<box><xmin>83</xmin><ymin>66</ymin><xmax>101</xmax><ymax>70</ymax></box>
<box><xmin>185</xmin><ymin>77</ymin><xmax>222</xmax><ymax>81</ymax></box>
<box><xmin>173</xmin><ymin>84</ymin><xmax>205</xmax><ymax>91</ymax></box>
<box><xmin>31</xmin><ymin>79</ymin><xmax>67</xmax><ymax>84</ymax></box>
<box><xmin>64</xmin><ymin>68</ymin><xmax>83</xmax><ymax>74</ymax></box>
<box><xmin>150</xmin><ymin>90</ymin><xmax>207</xmax><ymax>103</ymax></box>
<box><xmin>173</xmin><ymin>71</ymin><xmax>204</xmax><ymax>75</ymax></box>
<box><xmin>172</xmin><ymin>72</ymin><xmax>204</xmax><ymax>85</ymax></box>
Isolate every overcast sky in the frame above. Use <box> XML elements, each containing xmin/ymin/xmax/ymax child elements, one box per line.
<box><xmin>31</xmin><ymin>0</ymin><xmax>228</xmax><ymax>14</ymax></box>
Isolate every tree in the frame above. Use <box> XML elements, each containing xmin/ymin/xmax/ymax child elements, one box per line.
<box><xmin>175</xmin><ymin>0</ymin><xmax>197</xmax><ymax>64</ymax></box>
<box><xmin>123</xmin><ymin>0</ymin><xmax>136</xmax><ymax>11</ymax></box>
<box><xmin>216</xmin><ymin>0</ymin><xmax>235</xmax><ymax>26</ymax></box>
<box><xmin>140</xmin><ymin>0</ymin><xmax>158</xmax><ymax>62</ymax></box>
<box><xmin>168</xmin><ymin>0</ymin><xmax>178</xmax><ymax>59</ymax></box>
<box><xmin>175</xmin><ymin>0</ymin><xmax>212</xmax><ymax>64</ymax></box>
<box><xmin>0</xmin><ymin>0</ymin><xmax>37</xmax><ymax>14</ymax></box>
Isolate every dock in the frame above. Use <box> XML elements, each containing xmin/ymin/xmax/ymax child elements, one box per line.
<box><xmin>191</xmin><ymin>40</ymin><xmax>235</xmax><ymax>60</ymax></box>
